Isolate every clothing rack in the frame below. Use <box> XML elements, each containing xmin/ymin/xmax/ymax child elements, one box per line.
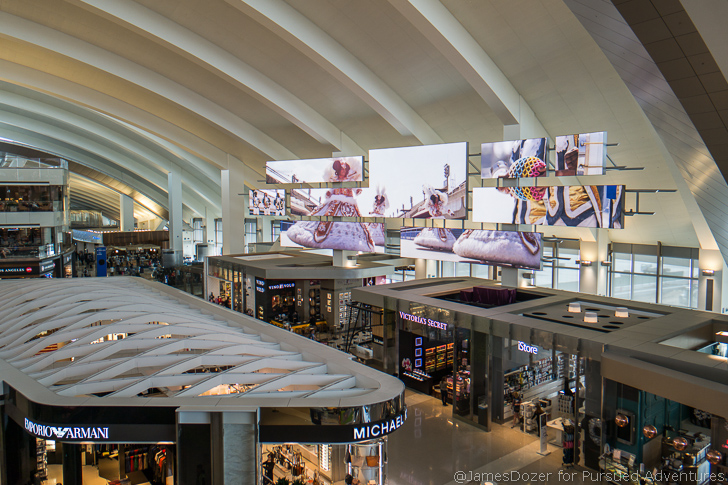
<box><xmin>562</xmin><ymin>420</ymin><xmax>575</xmax><ymax>467</ymax></box>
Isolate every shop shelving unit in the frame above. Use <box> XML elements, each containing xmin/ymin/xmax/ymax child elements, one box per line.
<box><xmin>36</xmin><ymin>438</ymin><xmax>47</xmax><ymax>481</ymax></box>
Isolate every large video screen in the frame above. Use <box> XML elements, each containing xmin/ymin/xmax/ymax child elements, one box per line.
<box><xmin>554</xmin><ymin>132</ymin><xmax>606</xmax><ymax>176</ymax></box>
<box><xmin>290</xmin><ymin>188</ymin><xmax>329</xmax><ymax>217</ymax></box>
<box><xmin>248</xmin><ymin>189</ymin><xmax>285</xmax><ymax>216</ymax></box>
<box><xmin>400</xmin><ymin>227</ymin><xmax>542</xmax><ymax>270</ymax></box>
<box><xmin>280</xmin><ymin>221</ymin><xmax>385</xmax><ymax>253</ymax></box>
<box><xmin>472</xmin><ymin>185</ymin><xmax>624</xmax><ymax>228</ymax></box>
<box><xmin>364</xmin><ymin>142</ymin><xmax>468</xmax><ymax>220</ymax></box>
<box><xmin>266</xmin><ymin>156</ymin><xmax>364</xmax><ymax>184</ymax></box>
<box><xmin>481</xmin><ymin>138</ymin><xmax>548</xmax><ymax>179</ymax></box>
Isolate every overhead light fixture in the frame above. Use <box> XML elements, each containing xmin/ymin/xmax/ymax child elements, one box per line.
<box><xmin>716</xmin><ymin>331</ymin><xmax>728</xmax><ymax>337</ymax></box>
<box><xmin>615</xmin><ymin>307</ymin><xmax>629</xmax><ymax>318</ymax></box>
<box><xmin>707</xmin><ymin>450</ymin><xmax>723</xmax><ymax>465</ymax></box>
<box><xmin>615</xmin><ymin>414</ymin><xmax>629</xmax><ymax>428</ymax></box>
<box><xmin>702</xmin><ymin>269</ymin><xmax>715</xmax><ymax>276</ymax></box>
<box><xmin>568</xmin><ymin>302</ymin><xmax>581</xmax><ymax>313</ymax></box>
<box><xmin>601</xmin><ymin>261</ymin><xmax>612</xmax><ymax>267</ymax></box>
<box><xmin>672</xmin><ymin>437</ymin><xmax>689</xmax><ymax>451</ymax></box>
<box><xmin>577</xmin><ymin>260</ymin><xmax>592</xmax><ymax>266</ymax></box>
<box><xmin>642</xmin><ymin>425</ymin><xmax>657</xmax><ymax>439</ymax></box>
<box><xmin>584</xmin><ymin>312</ymin><xmax>598</xmax><ymax>324</ymax></box>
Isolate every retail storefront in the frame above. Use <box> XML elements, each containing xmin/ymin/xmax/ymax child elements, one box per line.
<box><xmin>353</xmin><ymin>276</ymin><xmax>728</xmax><ymax>479</ymax></box>
<box><xmin>205</xmin><ymin>251</ymin><xmax>412</xmax><ymax>338</ymax></box>
<box><xmin>0</xmin><ymin>278</ymin><xmax>406</xmax><ymax>485</ymax></box>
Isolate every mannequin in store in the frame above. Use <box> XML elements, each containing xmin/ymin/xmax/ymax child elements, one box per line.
<box><xmin>533</xmin><ymin>403</ymin><xmax>545</xmax><ymax>435</ymax></box>
<box><xmin>511</xmin><ymin>391</ymin><xmax>522</xmax><ymax>428</ymax></box>
<box><xmin>440</xmin><ymin>376</ymin><xmax>449</xmax><ymax>406</ymax></box>
<box><xmin>262</xmin><ymin>454</ymin><xmax>275</xmax><ymax>485</ymax></box>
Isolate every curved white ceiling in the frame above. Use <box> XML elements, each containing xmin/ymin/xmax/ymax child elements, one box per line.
<box><xmin>0</xmin><ymin>0</ymin><xmax>724</xmax><ymax>255</ymax></box>
<box><xmin>0</xmin><ymin>278</ymin><xmax>402</xmax><ymax>406</ymax></box>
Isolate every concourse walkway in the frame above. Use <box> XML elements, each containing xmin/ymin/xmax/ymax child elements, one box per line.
<box><xmin>387</xmin><ymin>390</ymin><xmax>598</xmax><ymax>485</ymax></box>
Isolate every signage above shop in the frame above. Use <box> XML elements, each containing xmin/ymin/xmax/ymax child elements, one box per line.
<box><xmin>0</xmin><ymin>259</ymin><xmax>55</xmax><ymax>276</ymax></box>
<box><xmin>256</xmin><ymin>278</ymin><xmax>266</xmax><ymax>293</ymax></box>
<box><xmin>518</xmin><ymin>341</ymin><xmax>538</xmax><ymax>354</ymax></box>
<box><xmin>268</xmin><ymin>282</ymin><xmax>295</xmax><ymax>290</ymax></box>
<box><xmin>259</xmin><ymin>408</ymin><xmax>407</xmax><ymax>444</ymax></box>
<box><xmin>398</xmin><ymin>311</ymin><xmax>448</xmax><ymax>330</ymax></box>
<box><xmin>353</xmin><ymin>409</ymin><xmax>407</xmax><ymax>440</ymax></box>
<box><xmin>25</xmin><ymin>418</ymin><xmax>109</xmax><ymax>440</ymax></box>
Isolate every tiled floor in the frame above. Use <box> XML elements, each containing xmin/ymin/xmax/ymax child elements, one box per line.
<box><xmin>43</xmin><ymin>390</ymin><xmax>602</xmax><ymax>485</ymax></box>
<box><xmin>386</xmin><ymin>390</ymin><xmax>600</xmax><ymax>485</ymax></box>
<box><xmin>45</xmin><ymin>464</ymin><xmax>109</xmax><ymax>485</ymax></box>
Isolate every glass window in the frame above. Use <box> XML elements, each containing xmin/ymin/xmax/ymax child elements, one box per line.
<box><xmin>441</xmin><ymin>261</ymin><xmax>455</xmax><ymax>278</ymax></box>
<box><xmin>632</xmin><ymin>274</ymin><xmax>657</xmax><ymax>303</ymax></box>
<box><xmin>471</xmin><ymin>264</ymin><xmax>490</xmax><ymax>279</ymax></box>
<box><xmin>214</xmin><ymin>219</ymin><xmax>223</xmax><ymax>256</ymax></box>
<box><xmin>613</xmin><ymin>252</ymin><xmax>631</xmax><ymax>273</ymax></box>
<box><xmin>534</xmin><ymin>263</ymin><xmax>553</xmax><ymax>288</ymax></box>
<box><xmin>556</xmin><ymin>268</ymin><xmax>579</xmax><ymax>292</ymax></box>
<box><xmin>557</xmin><ymin>247</ymin><xmax>580</xmax><ymax>267</ymax></box>
<box><xmin>634</xmin><ymin>253</ymin><xmax>658</xmax><ymax>275</ymax></box>
<box><xmin>661</xmin><ymin>256</ymin><xmax>691</xmax><ymax>278</ymax></box>
<box><xmin>192</xmin><ymin>218</ymin><xmax>203</xmax><ymax>244</ymax></box>
<box><xmin>455</xmin><ymin>262</ymin><xmax>470</xmax><ymax>277</ymax></box>
<box><xmin>661</xmin><ymin>277</ymin><xmax>691</xmax><ymax>308</ymax></box>
<box><xmin>244</xmin><ymin>220</ymin><xmax>257</xmax><ymax>254</ymax></box>
<box><xmin>691</xmin><ymin>280</ymin><xmax>699</xmax><ymax>309</ymax></box>
<box><xmin>612</xmin><ymin>273</ymin><xmax>632</xmax><ymax>301</ymax></box>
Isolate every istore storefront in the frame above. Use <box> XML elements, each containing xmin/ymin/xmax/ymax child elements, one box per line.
<box><xmin>353</xmin><ymin>277</ymin><xmax>728</xmax><ymax>481</ymax></box>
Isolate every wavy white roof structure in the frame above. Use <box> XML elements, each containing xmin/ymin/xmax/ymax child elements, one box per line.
<box><xmin>0</xmin><ymin>277</ymin><xmax>403</xmax><ymax>409</ymax></box>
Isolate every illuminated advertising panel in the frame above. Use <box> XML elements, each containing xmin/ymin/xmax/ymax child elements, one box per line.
<box><xmin>554</xmin><ymin>131</ymin><xmax>606</xmax><ymax>176</ymax></box>
<box><xmin>290</xmin><ymin>188</ymin><xmax>329</xmax><ymax>217</ymax></box>
<box><xmin>266</xmin><ymin>156</ymin><xmax>364</xmax><ymax>184</ymax></box>
<box><xmin>472</xmin><ymin>185</ymin><xmax>624</xmax><ymax>228</ymax></box>
<box><xmin>400</xmin><ymin>227</ymin><xmax>542</xmax><ymax>270</ymax></box>
<box><xmin>481</xmin><ymin>138</ymin><xmax>548</xmax><ymax>179</ymax></box>
<box><xmin>364</xmin><ymin>142</ymin><xmax>468</xmax><ymax>220</ymax></box>
<box><xmin>248</xmin><ymin>189</ymin><xmax>285</xmax><ymax>216</ymax></box>
<box><xmin>280</xmin><ymin>221</ymin><xmax>385</xmax><ymax>253</ymax></box>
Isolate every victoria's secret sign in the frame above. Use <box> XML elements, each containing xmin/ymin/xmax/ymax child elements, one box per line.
<box><xmin>398</xmin><ymin>311</ymin><xmax>448</xmax><ymax>330</ymax></box>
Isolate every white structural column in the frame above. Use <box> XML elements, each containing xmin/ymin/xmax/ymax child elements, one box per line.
<box><xmin>699</xmin><ymin>249</ymin><xmax>723</xmax><ymax>312</ymax></box>
<box><xmin>579</xmin><ymin>231</ymin><xmax>610</xmax><ymax>296</ymax></box>
<box><xmin>205</xmin><ymin>207</ymin><xmax>217</xmax><ymax>256</ymax></box>
<box><xmin>221</xmin><ymin>156</ymin><xmax>246</xmax><ymax>255</ymax></box>
<box><xmin>120</xmin><ymin>193</ymin><xmax>135</xmax><ymax>231</ymax></box>
<box><xmin>414</xmin><ymin>259</ymin><xmax>438</xmax><ymax>279</ymax></box>
<box><xmin>168</xmin><ymin>167</ymin><xmax>183</xmax><ymax>264</ymax></box>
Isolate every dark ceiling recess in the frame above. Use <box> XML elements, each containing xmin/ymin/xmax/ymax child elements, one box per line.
<box><xmin>612</xmin><ymin>0</ymin><xmax>728</xmax><ymax>179</ymax></box>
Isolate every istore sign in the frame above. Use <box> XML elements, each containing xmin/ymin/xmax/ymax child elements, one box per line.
<box><xmin>518</xmin><ymin>341</ymin><xmax>538</xmax><ymax>354</ymax></box>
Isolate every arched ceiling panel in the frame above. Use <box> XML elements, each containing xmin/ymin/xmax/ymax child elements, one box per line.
<box><xmin>0</xmin><ymin>9</ymin><xmax>298</xmax><ymax>160</ymax></box>
<box><xmin>0</xmin><ymin>0</ymin><xmax>722</xmax><ymax>253</ymax></box>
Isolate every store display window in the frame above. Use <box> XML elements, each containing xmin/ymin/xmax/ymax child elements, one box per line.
<box><xmin>602</xmin><ymin>381</ymin><xmax>720</xmax><ymax>485</ymax></box>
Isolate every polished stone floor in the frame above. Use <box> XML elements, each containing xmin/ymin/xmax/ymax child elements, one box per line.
<box><xmin>386</xmin><ymin>390</ymin><xmax>601</xmax><ymax>485</ymax></box>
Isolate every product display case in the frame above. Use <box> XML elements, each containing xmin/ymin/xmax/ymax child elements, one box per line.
<box><xmin>36</xmin><ymin>438</ymin><xmax>47</xmax><ymax>480</ymax></box>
